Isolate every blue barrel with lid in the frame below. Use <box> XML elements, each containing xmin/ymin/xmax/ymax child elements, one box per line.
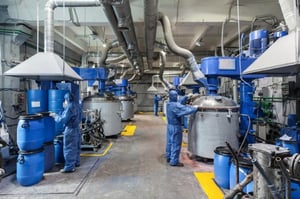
<box><xmin>17</xmin><ymin>114</ymin><xmax>44</xmax><ymax>151</ymax></box>
<box><xmin>17</xmin><ymin>148</ymin><xmax>44</xmax><ymax>186</ymax></box>
<box><xmin>214</xmin><ymin>146</ymin><xmax>232</xmax><ymax>189</ymax></box>
<box><xmin>27</xmin><ymin>89</ymin><xmax>48</xmax><ymax>114</ymax></box>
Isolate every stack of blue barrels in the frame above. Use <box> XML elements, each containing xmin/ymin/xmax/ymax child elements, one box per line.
<box><xmin>16</xmin><ymin>89</ymin><xmax>55</xmax><ymax>186</ymax></box>
<box><xmin>214</xmin><ymin>146</ymin><xmax>253</xmax><ymax>193</ymax></box>
<box><xmin>17</xmin><ymin>114</ymin><xmax>45</xmax><ymax>186</ymax></box>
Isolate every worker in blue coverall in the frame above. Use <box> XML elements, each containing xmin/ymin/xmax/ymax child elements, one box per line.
<box><xmin>166</xmin><ymin>90</ymin><xmax>198</xmax><ymax>167</ymax></box>
<box><xmin>154</xmin><ymin>94</ymin><xmax>162</xmax><ymax>116</ymax></box>
<box><xmin>51</xmin><ymin>92</ymin><xmax>80</xmax><ymax>173</ymax></box>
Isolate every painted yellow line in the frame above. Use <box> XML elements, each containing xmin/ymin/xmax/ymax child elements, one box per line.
<box><xmin>181</xmin><ymin>142</ymin><xmax>187</xmax><ymax>147</ymax></box>
<box><xmin>121</xmin><ymin>125</ymin><xmax>137</xmax><ymax>136</ymax></box>
<box><xmin>80</xmin><ymin>142</ymin><xmax>113</xmax><ymax>157</ymax></box>
<box><xmin>162</xmin><ymin>116</ymin><xmax>166</xmax><ymax>123</ymax></box>
<box><xmin>194</xmin><ymin>172</ymin><xmax>224</xmax><ymax>199</ymax></box>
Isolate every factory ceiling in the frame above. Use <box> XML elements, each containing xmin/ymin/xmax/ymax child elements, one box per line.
<box><xmin>0</xmin><ymin>0</ymin><xmax>284</xmax><ymax>73</ymax></box>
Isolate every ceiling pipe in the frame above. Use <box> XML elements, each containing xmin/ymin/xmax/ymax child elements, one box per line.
<box><xmin>144</xmin><ymin>0</ymin><xmax>158</xmax><ymax>70</ymax></box>
<box><xmin>99</xmin><ymin>40</ymin><xmax>119</xmax><ymax>66</ymax></box>
<box><xmin>112</xmin><ymin>0</ymin><xmax>144</xmax><ymax>74</ymax></box>
<box><xmin>159</xmin><ymin>50</ymin><xmax>174</xmax><ymax>90</ymax></box>
<box><xmin>102</xmin><ymin>0</ymin><xmax>144</xmax><ymax>75</ymax></box>
<box><xmin>127</xmin><ymin>72</ymin><xmax>137</xmax><ymax>82</ymax></box>
<box><xmin>106</xmin><ymin>54</ymin><xmax>127</xmax><ymax>63</ymax></box>
<box><xmin>158</xmin><ymin>12</ymin><xmax>207</xmax><ymax>87</ymax></box>
<box><xmin>44</xmin><ymin>0</ymin><xmax>102</xmax><ymax>53</ymax></box>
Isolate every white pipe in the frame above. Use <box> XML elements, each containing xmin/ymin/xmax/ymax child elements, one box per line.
<box><xmin>44</xmin><ymin>0</ymin><xmax>101</xmax><ymax>53</ymax></box>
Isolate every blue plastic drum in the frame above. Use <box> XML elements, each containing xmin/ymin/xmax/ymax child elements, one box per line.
<box><xmin>43</xmin><ymin>142</ymin><xmax>54</xmax><ymax>172</ymax></box>
<box><xmin>54</xmin><ymin>135</ymin><xmax>65</xmax><ymax>164</ymax></box>
<box><xmin>27</xmin><ymin>90</ymin><xmax>48</xmax><ymax>114</ymax></box>
<box><xmin>17</xmin><ymin>148</ymin><xmax>44</xmax><ymax>186</ymax></box>
<box><xmin>40</xmin><ymin>112</ymin><xmax>55</xmax><ymax>143</ymax></box>
<box><xmin>17</xmin><ymin>114</ymin><xmax>44</xmax><ymax>151</ymax></box>
<box><xmin>48</xmin><ymin>90</ymin><xmax>67</xmax><ymax>135</ymax></box>
<box><xmin>214</xmin><ymin>146</ymin><xmax>232</xmax><ymax>189</ymax></box>
<box><xmin>282</xmin><ymin>140</ymin><xmax>299</xmax><ymax>155</ymax></box>
<box><xmin>230</xmin><ymin>157</ymin><xmax>253</xmax><ymax>193</ymax></box>
<box><xmin>291</xmin><ymin>178</ymin><xmax>300</xmax><ymax>199</ymax></box>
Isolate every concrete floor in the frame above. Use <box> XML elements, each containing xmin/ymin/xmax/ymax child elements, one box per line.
<box><xmin>0</xmin><ymin>113</ymin><xmax>212</xmax><ymax>199</ymax></box>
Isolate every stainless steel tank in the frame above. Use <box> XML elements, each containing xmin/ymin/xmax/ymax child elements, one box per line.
<box><xmin>83</xmin><ymin>95</ymin><xmax>122</xmax><ymax>136</ymax></box>
<box><xmin>188</xmin><ymin>95</ymin><xmax>239</xmax><ymax>159</ymax></box>
<box><xmin>119</xmin><ymin>96</ymin><xmax>134</xmax><ymax>121</ymax></box>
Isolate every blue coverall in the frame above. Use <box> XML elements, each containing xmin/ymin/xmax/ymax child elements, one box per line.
<box><xmin>166</xmin><ymin>90</ymin><xmax>197</xmax><ymax>166</ymax></box>
<box><xmin>55</xmin><ymin>93</ymin><xmax>80</xmax><ymax>172</ymax></box>
<box><xmin>154</xmin><ymin>94</ymin><xmax>162</xmax><ymax>116</ymax></box>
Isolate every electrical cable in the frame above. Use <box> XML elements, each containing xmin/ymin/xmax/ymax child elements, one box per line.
<box><xmin>237</xmin><ymin>113</ymin><xmax>251</xmax><ymax>156</ymax></box>
<box><xmin>63</xmin><ymin>0</ymin><xmax>66</xmax><ymax>75</ymax></box>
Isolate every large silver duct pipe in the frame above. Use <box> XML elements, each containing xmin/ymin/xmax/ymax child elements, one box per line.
<box><xmin>158</xmin><ymin>12</ymin><xmax>206</xmax><ymax>87</ymax></box>
<box><xmin>106</xmin><ymin>54</ymin><xmax>127</xmax><ymax>63</ymax></box>
<box><xmin>44</xmin><ymin>0</ymin><xmax>101</xmax><ymax>53</ymax></box>
<box><xmin>99</xmin><ymin>40</ymin><xmax>119</xmax><ymax>66</ymax></box>
<box><xmin>159</xmin><ymin>50</ymin><xmax>173</xmax><ymax>89</ymax></box>
<box><xmin>144</xmin><ymin>0</ymin><xmax>158</xmax><ymax>70</ymax></box>
<box><xmin>102</xmin><ymin>0</ymin><xmax>143</xmax><ymax>75</ymax></box>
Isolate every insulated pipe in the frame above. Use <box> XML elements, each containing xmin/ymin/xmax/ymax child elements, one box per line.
<box><xmin>110</xmin><ymin>0</ymin><xmax>144</xmax><ymax>73</ymax></box>
<box><xmin>106</xmin><ymin>54</ymin><xmax>127</xmax><ymax>63</ymax></box>
<box><xmin>44</xmin><ymin>0</ymin><xmax>101</xmax><ymax>53</ymax></box>
<box><xmin>102</xmin><ymin>2</ymin><xmax>143</xmax><ymax>75</ymax></box>
<box><xmin>99</xmin><ymin>40</ymin><xmax>119</xmax><ymax>66</ymax></box>
<box><xmin>127</xmin><ymin>71</ymin><xmax>137</xmax><ymax>82</ymax></box>
<box><xmin>158</xmin><ymin>12</ymin><xmax>206</xmax><ymax>87</ymax></box>
<box><xmin>224</xmin><ymin>172</ymin><xmax>253</xmax><ymax>199</ymax></box>
<box><xmin>144</xmin><ymin>0</ymin><xmax>158</xmax><ymax>70</ymax></box>
<box><xmin>159</xmin><ymin>50</ymin><xmax>173</xmax><ymax>89</ymax></box>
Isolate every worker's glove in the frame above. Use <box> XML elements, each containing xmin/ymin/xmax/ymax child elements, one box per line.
<box><xmin>49</xmin><ymin>112</ymin><xmax>56</xmax><ymax>118</ymax></box>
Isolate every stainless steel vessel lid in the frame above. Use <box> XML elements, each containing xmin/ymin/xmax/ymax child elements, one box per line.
<box><xmin>192</xmin><ymin>95</ymin><xmax>239</xmax><ymax>110</ymax></box>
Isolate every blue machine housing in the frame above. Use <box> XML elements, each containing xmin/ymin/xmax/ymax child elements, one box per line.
<box><xmin>73</xmin><ymin>67</ymin><xmax>108</xmax><ymax>95</ymax></box>
<box><xmin>200</xmin><ymin>56</ymin><xmax>263</xmax><ymax>143</ymax></box>
<box><xmin>249</xmin><ymin>29</ymin><xmax>269</xmax><ymax>57</ymax></box>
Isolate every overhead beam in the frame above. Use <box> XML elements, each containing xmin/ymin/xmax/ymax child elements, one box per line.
<box><xmin>188</xmin><ymin>25</ymin><xmax>210</xmax><ymax>50</ymax></box>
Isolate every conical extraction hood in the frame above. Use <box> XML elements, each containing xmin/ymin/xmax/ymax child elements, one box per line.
<box><xmin>4</xmin><ymin>52</ymin><xmax>82</xmax><ymax>81</ymax></box>
<box><xmin>243</xmin><ymin>30</ymin><xmax>300</xmax><ymax>75</ymax></box>
<box><xmin>243</xmin><ymin>0</ymin><xmax>300</xmax><ymax>76</ymax></box>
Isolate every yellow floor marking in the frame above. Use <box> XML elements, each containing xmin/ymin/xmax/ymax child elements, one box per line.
<box><xmin>194</xmin><ymin>172</ymin><xmax>224</xmax><ymax>199</ymax></box>
<box><xmin>121</xmin><ymin>125</ymin><xmax>137</xmax><ymax>136</ymax></box>
<box><xmin>181</xmin><ymin>142</ymin><xmax>187</xmax><ymax>147</ymax></box>
<box><xmin>162</xmin><ymin>116</ymin><xmax>166</xmax><ymax>123</ymax></box>
<box><xmin>80</xmin><ymin>142</ymin><xmax>113</xmax><ymax>157</ymax></box>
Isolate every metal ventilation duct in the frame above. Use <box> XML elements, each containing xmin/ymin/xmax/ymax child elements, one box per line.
<box><xmin>5</xmin><ymin>0</ymin><xmax>101</xmax><ymax>81</ymax></box>
<box><xmin>4</xmin><ymin>52</ymin><xmax>82</xmax><ymax>81</ymax></box>
<box><xmin>243</xmin><ymin>0</ymin><xmax>300</xmax><ymax>76</ymax></box>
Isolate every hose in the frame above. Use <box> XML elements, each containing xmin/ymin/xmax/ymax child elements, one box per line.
<box><xmin>224</xmin><ymin>172</ymin><xmax>253</xmax><ymax>199</ymax></box>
